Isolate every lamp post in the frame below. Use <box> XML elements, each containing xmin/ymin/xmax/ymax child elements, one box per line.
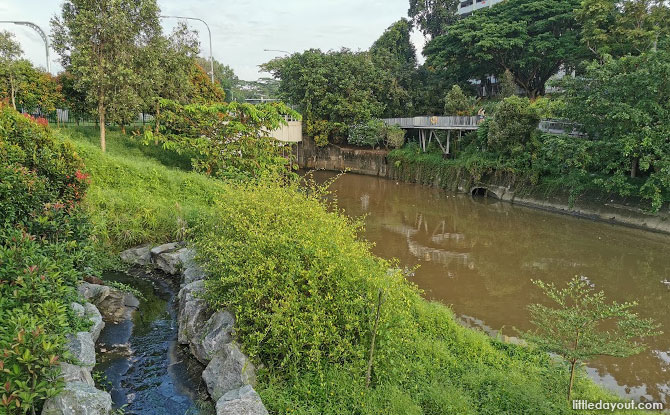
<box><xmin>264</xmin><ymin>48</ymin><xmax>291</xmax><ymax>55</ymax></box>
<box><xmin>161</xmin><ymin>15</ymin><xmax>215</xmax><ymax>84</ymax></box>
<box><xmin>0</xmin><ymin>21</ymin><xmax>50</xmax><ymax>73</ymax></box>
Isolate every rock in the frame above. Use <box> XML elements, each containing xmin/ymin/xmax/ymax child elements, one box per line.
<box><xmin>216</xmin><ymin>385</ymin><xmax>268</xmax><ymax>415</ymax></box>
<box><xmin>150</xmin><ymin>242</ymin><xmax>181</xmax><ymax>257</ymax></box>
<box><xmin>179</xmin><ymin>248</ymin><xmax>196</xmax><ymax>268</ymax></box>
<box><xmin>70</xmin><ymin>303</ymin><xmax>85</xmax><ymax>318</ymax></box>
<box><xmin>95</xmin><ymin>288</ymin><xmax>138</xmax><ymax>323</ymax></box>
<box><xmin>120</xmin><ymin>244</ymin><xmax>153</xmax><ymax>266</ymax></box>
<box><xmin>84</xmin><ymin>275</ymin><xmax>105</xmax><ymax>285</ymax></box>
<box><xmin>66</xmin><ymin>332</ymin><xmax>96</xmax><ymax>368</ymax></box>
<box><xmin>177</xmin><ymin>280</ymin><xmax>212</xmax><ymax>345</ymax></box>
<box><xmin>183</xmin><ymin>264</ymin><xmax>206</xmax><ymax>285</ymax></box>
<box><xmin>190</xmin><ymin>311</ymin><xmax>235</xmax><ymax>363</ymax></box>
<box><xmin>202</xmin><ymin>343</ymin><xmax>256</xmax><ymax>401</ymax></box>
<box><xmin>84</xmin><ymin>303</ymin><xmax>105</xmax><ymax>343</ymax></box>
<box><xmin>42</xmin><ymin>382</ymin><xmax>112</xmax><ymax>415</ymax></box>
<box><xmin>155</xmin><ymin>247</ymin><xmax>189</xmax><ymax>275</ymax></box>
<box><xmin>78</xmin><ymin>283</ymin><xmax>111</xmax><ymax>304</ymax></box>
<box><xmin>59</xmin><ymin>363</ymin><xmax>94</xmax><ymax>387</ymax></box>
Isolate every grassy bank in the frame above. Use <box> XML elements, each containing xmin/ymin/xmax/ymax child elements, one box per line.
<box><xmin>66</xmin><ymin>127</ymin><xmax>635</xmax><ymax>414</ymax></box>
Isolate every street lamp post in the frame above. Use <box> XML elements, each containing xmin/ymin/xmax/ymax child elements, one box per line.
<box><xmin>264</xmin><ymin>49</ymin><xmax>291</xmax><ymax>55</ymax></box>
<box><xmin>161</xmin><ymin>15</ymin><xmax>215</xmax><ymax>84</ymax></box>
<box><xmin>0</xmin><ymin>21</ymin><xmax>50</xmax><ymax>73</ymax></box>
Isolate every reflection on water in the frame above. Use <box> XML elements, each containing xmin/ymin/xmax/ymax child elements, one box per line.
<box><xmin>313</xmin><ymin>170</ymin><xmax>670</xmax><ymax>404</ymax></box>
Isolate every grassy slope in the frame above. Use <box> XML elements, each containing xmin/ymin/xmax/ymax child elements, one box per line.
<box><xmin>64</xmin><ymin>127</ymin><xmax>636</xmax><ymax>414</ymax></box>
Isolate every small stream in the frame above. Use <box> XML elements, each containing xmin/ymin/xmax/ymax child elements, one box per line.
<box><xmin>94</xmin><ymin>270</ymin><xmax>211</xmax><ymax>415</ymax></box>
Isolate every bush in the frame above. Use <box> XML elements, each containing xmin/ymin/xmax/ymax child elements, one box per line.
<box><xmin>386</xmin><ymin>125</ymin><xmax>406</xmax><ymax>149</ymax></box>
<box><xmin>348</xmin><ymin>119</ymin><xmax>388</xmax><ymax>147</ymax></box>
<box><xmin>486</xmin><ymin>96</ymin><xmax>540</xmax><ymax>159</ymax></box>
<box><xmin>444</xmin><ymin>85</ymin><xmax>477</xmax><ymax>116</ymax></box>
<box><xmin>0</xmin><ymin>104</ymin><xmax>88</xmax><ymax>238</ymax></box>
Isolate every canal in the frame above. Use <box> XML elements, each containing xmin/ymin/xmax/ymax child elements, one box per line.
<box><xmin>312</xmin><ymin>170</ymin><xmax>670</xmax><ymax>405</ymax></box>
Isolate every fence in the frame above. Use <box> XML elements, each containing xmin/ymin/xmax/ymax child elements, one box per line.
<box><xmin>36</xmin><ymin>109</ymin><xmax>155</xmax><ymax>128</ymax></box>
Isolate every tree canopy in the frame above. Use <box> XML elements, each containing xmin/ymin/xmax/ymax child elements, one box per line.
<box><xmin>424</xmin><ymin>0</ymin><xmax>585</xmax><ymax>98</ymax></box>
<box><xmin>408</xmin><ymin>0</ymin><xmax>459</xmax><ymax>38</ymax></box>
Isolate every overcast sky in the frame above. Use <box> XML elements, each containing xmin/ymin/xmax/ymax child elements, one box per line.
<box><xmin>1</xmin><ymin>0</ymin><xmax>426</xmax><ymax>81</ymax></box>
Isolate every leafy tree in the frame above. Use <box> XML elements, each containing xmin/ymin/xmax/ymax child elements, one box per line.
<box><xmin>56</xmin><ymin>70</ymin><xmax>90</xmax><ymax>121</ymax></box>
<box><xmin>557</xmin><ymin>51</ymin><xmax>670</xmax><ymax>210</ymax></box>
<box><xmin>408</xmin><ymin>0</ymin><xmax>459</xmax><ymax>39</ymax></box>
<box><xmin>262</xmin><ymin>49</ymin><xmax>396</xmax><ymax>145</ymax></box>
<box><xmin>1</xmin><ymin>60</ymin><xmax>63</xmax><ymax>114</ymax></box>
<box><xmin>198</xmin><ymin>57</ymin><xmax>239</xmax><ymax>99</ymax></box>
<box><xmin>51</xmin><ymin>0</ymin><xmax>162</xmax><ymax>152</ymax></box>
<box><xmin>0</xmin><ymin>30</ymin><xmax>24</xmax><ymax>110</ymax></box>
<box><xmin>486</xmin><ymin>96</ymin><xmax>540</xmax><ymax>158</ymax></box>
<box><xmin>425</xmin><ymin>0</ymin><xmax>585</xmax><ymax>98</ymax></box>
<box><xmin>523</xmin><ymin>276</ymin><xmax>660</xmax><ymax>401</ymax></box>
<box><xmin>150</xmin><ymin>99</ymin><xmax>299</xmax><ymax>181</ymax></box>
<box><xmin>370</xmin><ymin>19</ymin><xmax>416</xmax><ymax>116</ymax></box>
<box><xmin>577</xmin><ymin>0</ymin><xmax>670</xmax><ymax>59</ymax></box>
<box><xmin>499</xmin><ymin>69</ymin><xmax>517</xmax><ymax>98</ymax></box>
<box><xmin>189</xmin><ymin>63</ymin><xmax>226</xmax><ymax>104</ymax></box>
<box><xmin>443</xmin><ymin>85</ymin><xmax>476</xmax><ymax>115</ymax></box>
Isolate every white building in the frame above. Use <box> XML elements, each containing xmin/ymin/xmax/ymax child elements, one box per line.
<box><xmin>457</xmin><ymin>0</ymin><xmax>505</xmax><ymax>16</ymax></box>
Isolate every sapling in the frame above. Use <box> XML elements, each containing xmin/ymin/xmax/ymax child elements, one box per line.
<box><xmin>522</xmin><ymin>276</ymin><xmax>661</xmax><ymax>401</ymax></box>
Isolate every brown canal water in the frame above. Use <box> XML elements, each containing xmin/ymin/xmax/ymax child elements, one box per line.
<box><xmin>311</xmin><ymin>170</ymin><xmax>670</xmax><ymax>405</ymax></box>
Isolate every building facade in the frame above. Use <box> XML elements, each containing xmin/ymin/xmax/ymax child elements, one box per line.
<box><xmin>457</xmin><ymin>0</ymin><xmax>505</xmax><ymax>16</ymax></box>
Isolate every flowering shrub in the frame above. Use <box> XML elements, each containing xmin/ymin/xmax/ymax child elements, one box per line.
<box><xmin>21</xmin><ymin>113</ymin><xmax>48</xmax><ymax>127</ymax></box>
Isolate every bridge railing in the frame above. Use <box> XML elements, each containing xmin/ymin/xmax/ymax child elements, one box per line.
<box><xmin>382</xmin><ymin>116</ymin><xmax>480</xmax><ymax>130</ymax></box>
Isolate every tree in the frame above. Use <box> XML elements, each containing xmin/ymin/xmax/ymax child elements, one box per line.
<box><xmin>424</xmin><ymin>0</ymin><xmax>585</xmax><ymax>98</ymax></box>
<box><xmin>1</xmin><ymin>60</ymin><xmax>63</xmax><ymax>114</ymax></box>
<box><xmin>262</xmin><ymin>49</ymin><xmax>396</xmax><ymax>146</ymax></box>
<box><xmin>486</xmin><ymin>96</ymin><xmax>540</xmax><ymax>158</ymax></box>
<box><xmin>499</xmin><ymin>69</ymin><xmax>517</xmax><ymax>98</ymax></box>
<box><xmin>577</xmin><ymin>0</ymin><xmax>670</xmax><ymax>59</ymax></box>
<box><xmin>408</xmin><ymin>0</ymin><xmax>459</xmax><ymax>39</ymax></box>
<box><xmin>370</xmin><ymin>19</ymin><xmax>416</xmax><ymax>116</ymax></box>
<box><xmin>0</xmin><ymin>30</ymin><xmax>24</xmax><ymax>110</ymax></box>
<box><xmin>443</xmin><ymin>85</ymin><xmax>476</xmax><ymax>115</ymax></box>
<box><xmin>189</xmin><ymin>63</ymin><xmax>226</xmax><ymax>104</ymax></box>
<box><xmin>523</xmin><ymin>276</ymin><xmax>660</xmax><ymax>401</ymax></box>
<box><xmin>57</xmin><ymin>70</ymin><xmax>90</xmax><ymax>121</ymax></box>
<box><xmin>51</xmin><ymin>0</ymin><xmax>161</xmax><ymax>152</ymax></box>
<box><xmin>198</xmin><ymin>57</ymin><xmax>239</xmax><ymax>100</ymax></box>
<box><xmin>557</xmin><ymin>51</ymin><xmax>670</xmax><ymax>210</ymax></box>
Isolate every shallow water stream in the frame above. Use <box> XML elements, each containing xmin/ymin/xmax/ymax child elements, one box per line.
<box><xmin>94</xmin><ymin>270</ymin><xmax>209</xmax><ymax>414</ymax></box>
<box><xmin>313</xmin><ymin>170</ymin><xmax>670</xmax><ymax>405</ymax></box>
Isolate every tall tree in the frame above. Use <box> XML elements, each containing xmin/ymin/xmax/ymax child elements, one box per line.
<box><xmin>424</xmin><ymin>0</ymin><xmax>585</xmax><ymax>98</ymax></box>
<box><xmin>197</xmin><ymin>57</ymin><xmax>239</xmax><ymax>100</ymax></box>
<box><xmin>51</xmin><ymin>0</ymin><xmax>161</xmax><ymax>152</ymax></box>
<box><xmin>370</xmin><ymin>19</ymin><xmax>416</xmax><ymax>116</ymax></box>
<box><xmin>577</xmin><ymin>0</ymin><xmax>670</xmax><ymax>59</ymax></box>
<box><xmin>408</xmin><ymin>0</ymin><xmax>459</xmax><ymax>39</ymax></box>
<box><xmin>0</xmin><ymin>30</ymin><xmax>24</xmax><ymax>110</ymax></box>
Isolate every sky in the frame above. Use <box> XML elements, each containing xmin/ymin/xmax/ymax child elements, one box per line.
<box><xmin>0</xmin><ymin>0</ymin><xmax>426</xmax><ymax>81</ymax></box>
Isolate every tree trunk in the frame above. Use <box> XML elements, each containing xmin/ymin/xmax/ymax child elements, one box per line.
<box><xmin>121</xmin><ymin>124</ymin><xmax>126</xmax><ymax>134</ymax></box>
<box><xmin>9</xmin><ymin>74</ymin><xmax>16</xmax><ymax>110</ymax></box>
<box><xmin>154</xmin><ymin>100</ymin><xmax>160</xmax><ymax>136</ymax></box>
<box><xmin>631</xmin><ymin>157</ymin><xmax>639</xmax><ymax>178</ymax></box>
<box><xmin>568</xmin><ymin>359</ymin><xmax>577</xmax><ymax>401</ymax></box>
<box><xmin>98</xmin><ymin>102</ymin><xmax>106</xmax><ymax>153</ymax></box>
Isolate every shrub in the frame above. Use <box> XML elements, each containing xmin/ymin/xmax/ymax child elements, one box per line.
<box><xmin>385</xmin><ymin>125</ymin><xmax>406</xmax><ymax>149</ymax></box>
<box><xmin>444</xmin><ymin>85</ymin><xmax>477</xmax><ymax>116</ymax></box>
<box><xmin>486</xmin><ymin>96</ymin><xmax>540</xmax><ymax>158</ymax></box>
<box><xmin>348</xmin><ymin>119</ymin><xmax>388</xmax><ymax>147</ymax></box>
<box><xmin>0</xmin><ymin>104</ymin><xmax>88</xmax><ymax>238</ymax></box>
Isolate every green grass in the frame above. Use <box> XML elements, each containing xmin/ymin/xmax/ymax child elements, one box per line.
<box><xmin>63</xmin><ymin>127</ymin><xmax>639</xmax><ymax>414</ymax></box>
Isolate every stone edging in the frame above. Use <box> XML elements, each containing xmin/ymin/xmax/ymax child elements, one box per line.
<box><xmin>42</xmin><ymin>283</ymin><xmax>139</xmax><ymax>414</ymax></box>
<box><xmin>120</xmin><ymin>243</ymin><xmax>269</xmax><ymax>415</ymax></box>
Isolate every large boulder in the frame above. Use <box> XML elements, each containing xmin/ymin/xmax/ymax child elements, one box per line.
<box><xmin>177</xmin><ymin>280</ymin><xmax>212</xmax><ymax>345</ymax></box>
<box><xmin>150</xmin><ymin>242</ymin><xmax>181</xmax><ymax>258</ymax></box>
<box><xmin>41</xmin><ymin>382</ymin><xmax>112</xmax><ymax>415</ymax></box>
<box><xmin>119</xmin><ymin>244</ymin><xmax>152</xmax><ymax>266</ymax></box>
<box><xmin>189</xmin><ymin>311</ymin><xmax>235</xmax><ymax>364</ymax></box>
<box><xmin>202</xmin><ymin>343</ymin><xmax>256</xmax><ymax>402</ymax></box>
<box><xmin>78</xmin><ymin>283</ymin><xmax>111</xmax><ymax>304</ymax></box>
<box><xmin>59</xmin><ymin>363</ymin><xmax>94</xmax><ymax>387</ymax></box>
<box><xmin>84</xmin><ymin>303</ymin><xmax>105</xmax><ymax>343</ymax></box>
<box><xmin>183</xmin><ymin>264</ymin><xmax>206</xmax><ymax>285</ymax></box>
<box><xmin>216</xmin><ymin>386</ymin><xmax>268</xmax><ymax>415</ymax></box>
<box><xmin>66</xmin><ymin>332</ymin><xmax>96</xmax><ymax>368</ymax></box>
<box><xmin>94</xmin><ymin>288</ymin><xmax>139</xmax><ymax>324</ymax></box>
<box><xmin>155</xmin><ymin>247</ymin><xmax>189</xmax><ymax>275</ymax></box>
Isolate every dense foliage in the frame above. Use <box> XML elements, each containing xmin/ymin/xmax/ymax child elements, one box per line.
<box><xmin>0</xmin><ymin>106</ymin><xmax>93</xmax><ymax>414</ymax></box>
<box><xmin>150</xmin><ymin>99</ymin><xmax>299</xmax><ymax>181</ymax></box>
